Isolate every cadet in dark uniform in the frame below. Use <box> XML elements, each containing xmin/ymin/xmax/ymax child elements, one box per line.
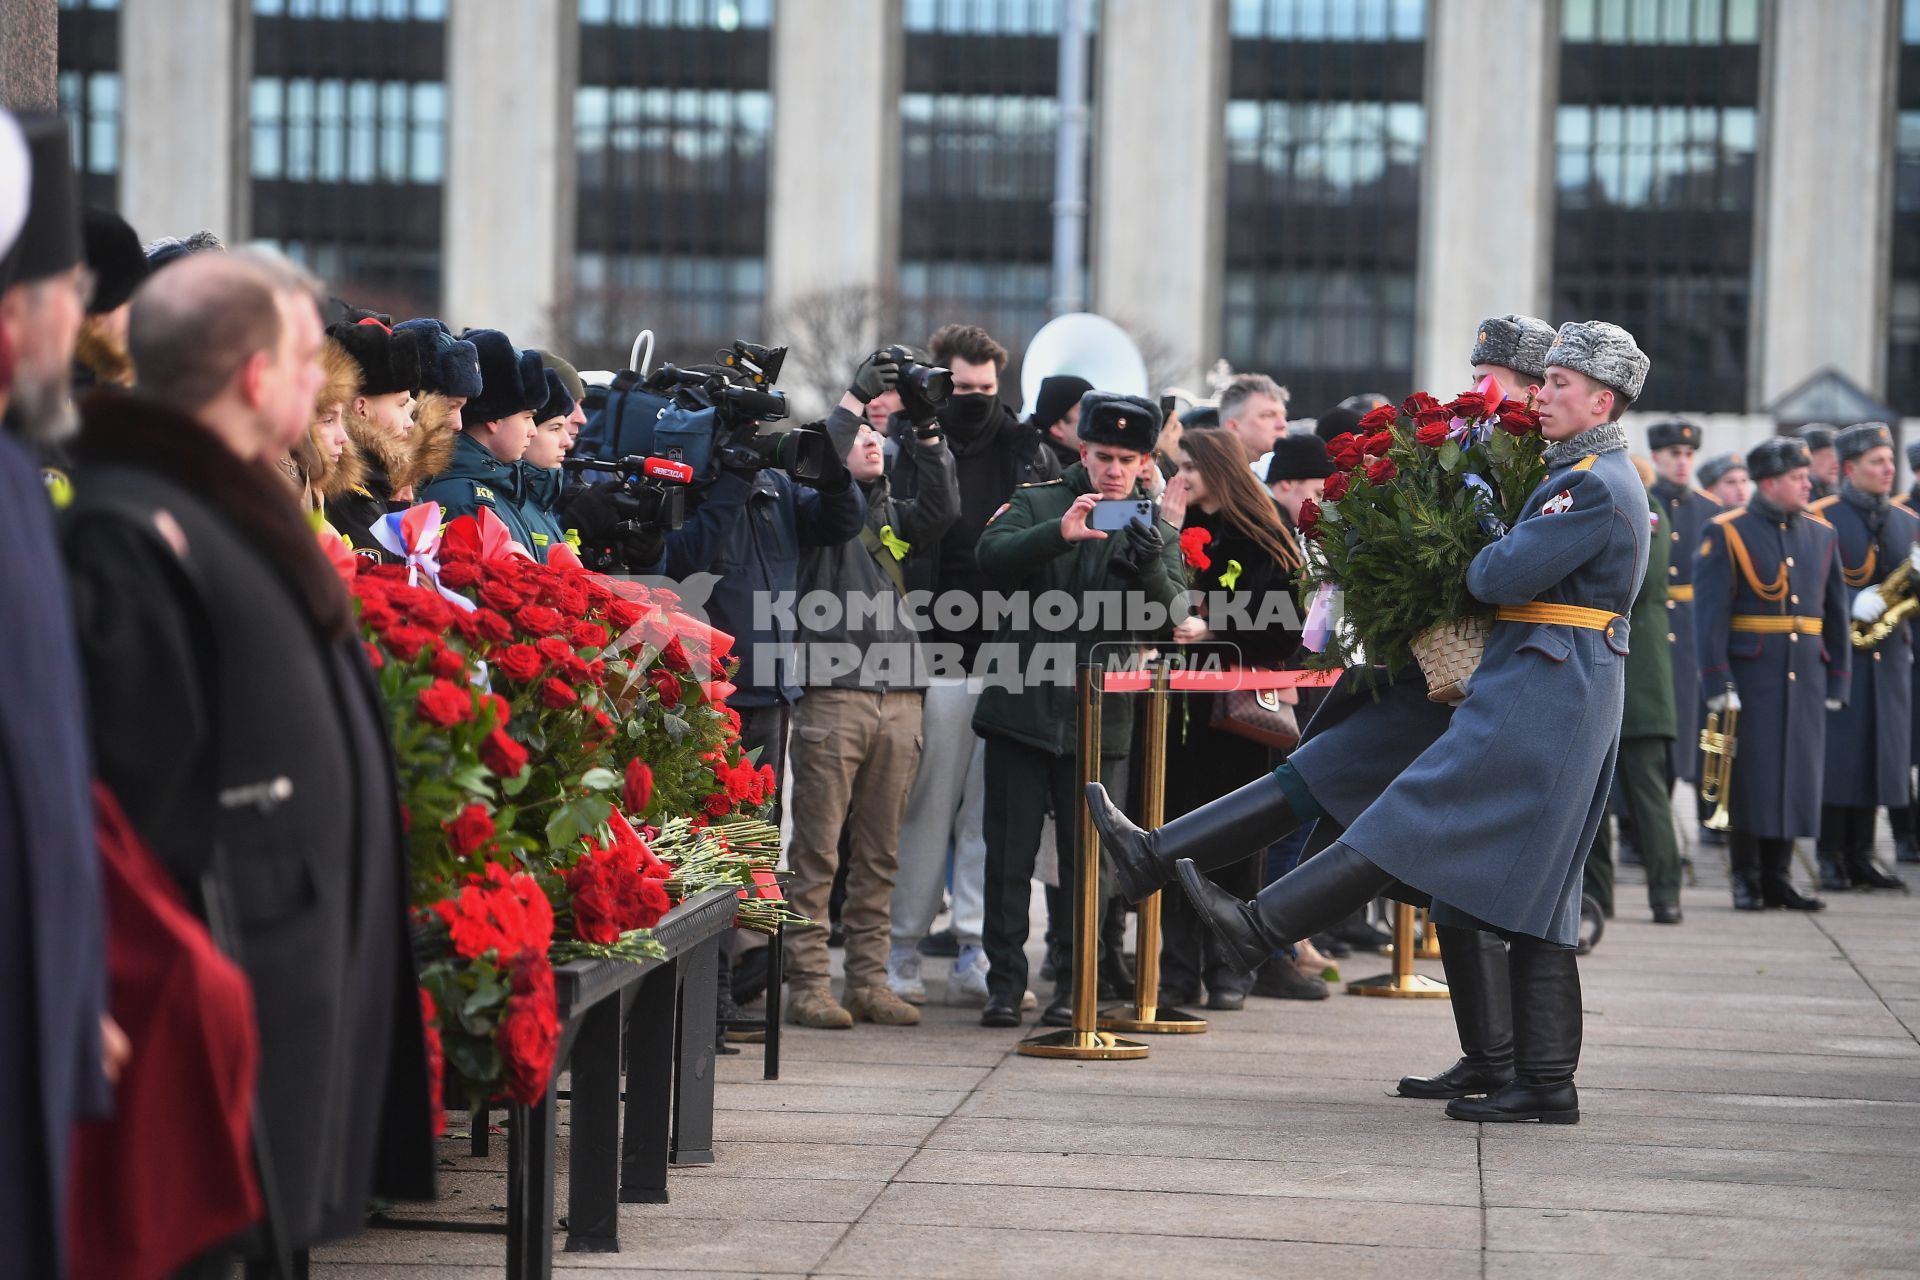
<box><xmin>1890</xmin><ymin>439</ymin><xmax>1920</xmax><ymax>865</ymax></box>
<box><xmin>1646</xmin><ymin>420</ymin><xmax>1720</xmax><ymax>839</ymax></box>
<box><xmin>1795</xmin><ymin>423</ymin><xmax>1840</xmax><ymax>503</ymax></box>
<box><xmin>1810</xmin><ymin>422</ymin><xmax>1914</xmax><ymax>892</ymax></box>
<box><xmin>1694</xmin><ymin>437</ymin><xmax>1852</xmax><ymax>911</ymax></box>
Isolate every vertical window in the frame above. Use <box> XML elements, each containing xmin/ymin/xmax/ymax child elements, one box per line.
<box><xmin>1889</xmin><ymin>3</ymin><xmax>1920</xmax><ymax>414</ymax></box>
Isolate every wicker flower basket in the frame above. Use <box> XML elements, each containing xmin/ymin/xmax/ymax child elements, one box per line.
<box><xmin>1412</xmin><ymin>615</ymin><xmax>1490</xmax><ymax>705</ymax></box>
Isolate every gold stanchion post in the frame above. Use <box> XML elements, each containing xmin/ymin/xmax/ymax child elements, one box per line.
<box><xmin>1415</xmin><ymin>907</ymin><xmax>1442</xmax><ymax>960</ymax></box>
<box><xmin>1347</xmin><ymin>902</ymin><xmax>1450</xmax><ymax>998</ymax></box>
<box><xmin>1020</xmin><ymin>664</ymin><xmax>1150</xmax><ymax>1060</ymax></box>
<box><xmin>1101</xmin><ymin>660</ymin><xmax>1206</xmax><ymax>1035</ymax></box>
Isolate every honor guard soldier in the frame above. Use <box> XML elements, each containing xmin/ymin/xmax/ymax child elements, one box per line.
<box><xmin>1810</xmin><ymin>423</ymin><xmax>1915</xmax><ymax>891</ymax></box>
<box><xmin>1890</xmin><ymin>439</ymin><xmax>1920</xmax><ymax>864</ymax></box>
<box><xmin>1794</xmin><ymin>423</ymin><xmax>1841</xmax><ymax>503</ymax></box>
<box><xmin>1646</xmin><ymin>419</ymin><xmax>1721</xmax><ymax>833</ymax></box>
<box><xmin>1694</xmin><ymin>437</ymin><xmax>1852</xmax><ymax>911</ymax></box>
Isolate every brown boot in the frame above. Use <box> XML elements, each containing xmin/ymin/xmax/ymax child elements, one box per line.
<box><xmin>786</xmin><ymin>985</ymin><xmax>853</xmax><ymax>1029</ymax></box>
<box><xmin>845</xmin><ymin>985</ymin><xmax>921</xmax><ymax>1026</ymax></box>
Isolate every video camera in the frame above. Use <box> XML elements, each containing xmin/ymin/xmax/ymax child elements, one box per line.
<box><xmin>559</xmin><ymin>454</ymin><xmax>695</xmax><ymax>573</ymax></box>
<box><xmin>636</xmin><ymin>339</ymin><xmax>838</xmax><ymax>486</ymax></box>
<box><xmin>881</xmin><ymin>344</ymin><xmax>955</xmax><ymax>411</ymax></box>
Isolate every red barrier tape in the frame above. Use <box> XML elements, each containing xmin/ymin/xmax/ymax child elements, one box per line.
<box><xmin>1100</xmin><ymin>668</ymin><xmax>1343</xmax><ymax>693</ymax></box>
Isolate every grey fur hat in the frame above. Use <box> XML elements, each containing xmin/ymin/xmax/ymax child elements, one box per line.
<box><xmin>1793</xmin><ymin>422</ymin><xmax>1838</xmax><ymax>450</ymax></box>
<box><xmin>1695</xmin><ymin>452</ymin><xmax>1746</xmax><ymax>489</ymax></box>
<box><xmin>1545</xmin><ymin>320</ymin><xmax>1650</xmax><ymax>403</ymax></box>
<box><xmin>1747</xmin><ymin>437</ymin><xmax>1811</xmax><ymax>482</ymax></box>
<box><xmin>1646</xmin><ymin>419</ymin><xmax>1702</xmax><ymax>452</ymax></box>
<box><xmin>1905</xmin><ymin>438</ymin><xmax>1920</xmax><ymax>472</ymax></box>
<box><xmin>1836</xmin><ymin>421</ymin><xmax>1894</xmax><ymax>463</ymax></box>
<box><xmin>1470</xmin><ymin>314</ymin><xmax>1556</xmax><ymax>380</ymax></box>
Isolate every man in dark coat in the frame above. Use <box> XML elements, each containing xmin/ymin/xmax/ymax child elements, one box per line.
<box><xmin>0</xmin><ymin>109</ymin><xmax>117</xmax><ymax>1280</ymax></box>
<box><xmin>1810</xmin><ymin>422</ymin><xmax>1915</xmax><ymax>892</ymax></box>
<box><xmin>1646</xmin><ymin>418</ymin><xmax>1720</xmax><ymax>837</ymax></box>
<box><xmin>1694</xmin><ymin>437</ymin><xmax>1852</xmax><ymax>911</ymax></box>
<box><xmin>1890</xmin><ymin>439</ymin><xmax>1920</xmax><ymax>865</ymax></box>
<box><xmin>61</xmin><ymin>250</ymin><xmax>437</xmax><ymax>1253</ymax></box>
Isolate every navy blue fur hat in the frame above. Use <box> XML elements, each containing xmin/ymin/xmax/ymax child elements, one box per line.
<box><xmin>1077</xmin><ymin>390</ymin><xmax>1162</xmax><ymax>452</ymax></box>
<box><xmin>324</xmin><ymin>317</ymin><xmax>421</xmax><ymax>397</ymax></box>
<box><xmin>395</xmin><ymin>317</ymin><xmax>482</xmax><ymax>399</ymax></box>
<box><xmin>1748</xmin><ymin>437</ymin><xmax>1811</xmax><ymax>481</ymax></box>
<box><xmin>533</xmin><ymin>368</ymin><xmax>576</xmax><ymax>424</ymax></box>
<box><xmin>460</xmin><ymin>328</ymin><xmax>548</xmax><ymax>427</ymax></box>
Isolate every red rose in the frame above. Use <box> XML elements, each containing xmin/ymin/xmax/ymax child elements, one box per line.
<box><xmin>1356</xmin><ymin>403</ymin><xmax>1397</xmax><ymax>432</ymax></box>
<box><xmin>438</xmin><ymin>559</ymin><xmax>483</xmax><ymax>589</ymax></box>
<box><xmin>483</xmin><ymin>692</ymin><xmax>510</xmax><ymax>726</ymax></box>
<box><xmin>429</xmin><ymin>644</ymin><xmax>468</xmax><ymax>681</ymax></box>
<box><xmin>1323</xmin><ymin>472</ymin><xmax>1351</xmax><ymax>502</ymax></box>
<box><xmin>1416</xmin><ymin>406</ymin><xmax>1453</xmax><ymax>429</ymax></box>
<box><xmin>660</xmin><ymin>637</ymin><xmax>693</xmax><ymax>673</ymax></box>
<box><xmin>649</xmin><ymin>667</ymin><xmax>681</xmax><ymax>710</ymax></box>
<box><xmin>547</xmin><ymin>585</ymin><xmax>589</xmax><ymax>619</ymax></box>
<box><xmin>516</xmin><ymin>604</ymin><xmax>565</xmax><ymax>637</ymax></box>
<box><xmin>703</xmin><ymin>792</ymin><xmax>733</xmax><ymax>818</ymax></box>
<box><xmin>358</xmin><ymin>597</ymin><xmax>398</xmax><ymax>631</ymax></box>
<box><xmin>1401</xmin><ymin>391</ymin><xmax>1441</xmax><ymax>418</ymax></box>
<box><xmin>445</xmin><ymin>803</ymin><xmax>494</xmax><ymax>857</ymax></box>
<box><xmin>416</xmin><ymin>678</ymin><xmax>473</xmax><ymax>728</ymax></box>
<box><xmin>624</xmin><ymin>758</ymin><xmax>654</xmax><ymax>813</ymax></box>
<box><xmin>1499</xmin><ymin>405</ymin><xmax>1541</xmax><ymax>436</ymax></box>
<box><xmin>382</xmin><ymin>623</ymin><xmax>434</xmax><ymax>661</ymax></box>
<box><xmin>419</xmin><ymin>989</ymin><xmax>446</xmax><ymax>1137</ymax></box>
<box><xmin>480</xmin><ymin>727</ymin><xmax>530</xmax><ymax>777</ymax></box>
<box><xmin>539</xmin><ymin>677</ymin><xmax>578</xmax><ymax>710</ymax></box>
<box><xmin>605</xmin><ymin>599</ymin><xmax>646</xmax><ymax>634</ymax></box>
<box><xmin>479</xmin><ymin>580</ymin><xmax>524</xmax><ymax>612</ymax></box>
<box><xmin>1296</xmin><ymin>499</ymin><xmax>1321</xmax><ymax>538</ymax></box>
<box><xmin>1445</xmin><ymin>386</ymin><xmax>1500</xmax><ymax>422</ymax></box>
<box><xmin>1366</xmin><ymin>456</ymin><xmax>1397</xmax><ymax>485</ymax></box>
<box><xmin>455</xmin><ymin>608</ymin><xmax>514</xmax><ymax>646</ymax></box>
<box><xmin>499</xmin><ymin>950</ymin><xmax>560</xmax><ymax>1106</ymax></box>
<box><xmin>571</xmin><ymin>621</ymin><xmax>609</xmax><ymax>650</ymax></box>
<box><xmin>1361</xmin><ymin>430</ymin><xmax>1393</xmax><ymax>456</ymax></box>
<box><xmin>363</xmin><ymin>641</ymin><xmax>385</xmax><ymax>669</ymax></box>
<box><xmin>1326</xmin><ymin>432</ymin><xmax>1365</xmax><ymax>469</ymax></box>
<box><xmin>1414</xmin><ymin>420</ymin><xmax>1449</xmax><ymax>448</ymax></box>
<box><xmin>495</xmin><ymin>643</ymin><xmax>543</xmax><ymax>683</ymax></box>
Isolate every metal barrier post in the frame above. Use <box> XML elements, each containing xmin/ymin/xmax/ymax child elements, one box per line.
<box><xmin>1347</xmin><ymin>901</ymin><xmax>1449</xmax><ymax>998</ymax></box>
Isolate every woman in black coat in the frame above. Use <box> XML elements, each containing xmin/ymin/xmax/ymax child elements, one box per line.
<box><xmin>1154</xmin><ymin>428</ymin><xmax>1309</xmax><ymax>1008</ymax></box>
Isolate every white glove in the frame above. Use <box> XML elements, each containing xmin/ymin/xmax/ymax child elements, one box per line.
<box><xmin>1826</xmin><ymin>698</ymin><xmax>1845</xmax><ymax>712</ymax></box>
<box><xmin>1706</xmin><ymin>688</ymin><xmax>1742</xmax><ymax>714</ymax></box>
<box><xmin>1852</xmin><ymin>584</ymin><xmax>1888</xmax><ymax>624</ymax></box>
<box><xmin>1909</xmin><ymin>543</ymin><xmax>1920</xmax><ymax>575</ymax></box>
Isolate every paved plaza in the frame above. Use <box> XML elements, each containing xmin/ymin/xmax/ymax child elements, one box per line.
<box><xmin>317</xmin><ymin>842</ymin><xmax>1920</xmax><ymax>1279</ymax></box>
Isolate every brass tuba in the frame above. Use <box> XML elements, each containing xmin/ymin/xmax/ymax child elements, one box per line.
<box><xmin>1853</xmin><ymin>559</ymin><xmax>1918</xmax><ymax>649</ymax></box>
<box><xmin>1698</xmin><ymin>705</ymin><xmax>1739</xmax><ymax>832</ymax></box>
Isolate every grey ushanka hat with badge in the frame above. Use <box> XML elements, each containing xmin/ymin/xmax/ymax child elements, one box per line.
<box><xmin>1470</xmin><ymin>314</ymin><xmax>1556</xmax><ymax>380</ymax></box>
<box><xmin>1747</xmin><ymin>437</ymin><xmax>1810</xmax><ymax>481</ymax></box>
<box><xmin>1836</xmin><ymin>422</ymin><xmax>1894</xmax><ymax>463</ymax></box>
<box><xmin>1546</xmin><ymin>320</ymin><xmax>1650</xmax><ymax>404</ymax></box>
<box><xmin>1695</xmin><ymin>452</ymin><xmax>1745</xmax><ymax>488</ymax></box>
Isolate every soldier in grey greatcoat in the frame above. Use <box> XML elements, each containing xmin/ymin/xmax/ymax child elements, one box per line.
<box><xmin>1890</xmin><ymin>439</ymin><xmax>1920</xmax><ymax>865</ymax></box>
<box><xmin>1646</xmin><ymin>419</ymin><xmax>1721</xmax><ymax>838</ymax></box>
<box><xmin>1119</xmin><ymin>321</ymin><xmax>1653</xmax><ymax>1126</ymax></box>
<box><xmin>1810</xmin><ymin>423</ymin><xmax>1915</xmax><ymax>892</ymax></box>
<box><xmin>1694</xmin><ymin>437</ymin><xmax>1852</xmax><ymax>911</ymax></box>
<box><xmin>1795</xmin><ymin>423</ymin><xmax>1840</xmax><ymax>503</ymax></box>
<box><xmin>1085</xmin><ymin>314</ymin><xmax>1557</xmax><ymax>1106</ymax></box>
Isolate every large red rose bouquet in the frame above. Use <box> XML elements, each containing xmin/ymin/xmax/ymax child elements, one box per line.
<box><xmin>1298</xmin><ymin>380</ymin><xmax>1547</xmax><ymax>679</ymax></box>
<box><xmin>340</xmin><ymin>504</ymin><xmax>792</xmax><ymax>1108</ymax></box>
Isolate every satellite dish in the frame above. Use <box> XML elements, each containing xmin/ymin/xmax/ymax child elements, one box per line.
<box><xmin>1020</xmin><ymin>312</ymin><xmax>1150</xmax><ymax>412</ymax></box>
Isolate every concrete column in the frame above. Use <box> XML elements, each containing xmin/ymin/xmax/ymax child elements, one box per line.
<box><xmin>1412</xmin><ymin>0</ymin><xmax>1557</xmax><ymax>393</ymax></box>
<box><xmin>765</xmin><ymin>0</ymin><xmax>900</xmax><ymax>333</ymax></box>
<box><xmin>1753</xmin><ymin>0</ymin><xmax>1899</xmax><ymax>406</ymax></box>
<box><xmin>443</xmin><ymin>0</ymin><xmax>573</xmax><ymax>345</ymax></box>
<box><xmin>1090</xmin><ymin>0</ymin><xmax>1228</xmax><ymax>393</ymax></box>
<box><xmin>0</xmin><ymin>0</ymin><xmax>57</xmax><ymax>112</ymax></box>
<box><xmin>119</xmin><ymin>0</ymin><xmax>250</xmax><ymax>242</ymax></box>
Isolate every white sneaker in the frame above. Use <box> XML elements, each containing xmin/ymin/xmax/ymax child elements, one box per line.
<box><xmin>888</xmin><ymin>944</ymin><xmax>927</xmax><ymax>1004</ymax></box>
<box><xmin>943</xmin><ymin>944</ymin><xmax>991</xmax><ymax>1006</ymax></box>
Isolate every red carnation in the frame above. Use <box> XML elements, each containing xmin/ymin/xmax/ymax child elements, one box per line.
<box><xmin>499</xmin><ymin>950</ymin><xmax>560</xmax><ymax>1106</ymax></box>
<box><xmin>480</xmin><ymin>727</ymin><xmax>530</xmax><ymax>778</ymax></box>
<box><xmin>429</xmin><ymin>644</ymin><xmax>468</xmax><ymax>681</ymax></box>
<box><xmin>1366</xmin><ymin>456</ymin><xmax>1398</xmax><ymax>485</ymax></box>
<box><xmin>1356</xmin><ymin>403</ymin><xmax>1397</xmax><ymax>432</ymax></box>
<box><xmin>624</xmin><ymin>758</ymin><xmax>654</xmax><ymax>813</ymax></box>
<box><xmin>358</xmin><ymin>597</ymin><xmax>398</xmax><ymax>631</ymax></box>
<box><xmin>1414</xmin><ymin>420</ymin><xmax>1449</xmax><ymax>448</ymax></box>
<box><xmin>1360</xmin><ymin>430</ymin><xmax>1393</xmax><ymax>456</ymax></box>
<box><xmin>495</xmin><ymin>643</ymin><xmax>543</xmax><ymax>684</ymax></box>
<box><xmin>516</xmin><ymin>604</ymin><xmax>565</xmax><ymax>637</ymax></box>
<box><xmin>660</xmin><ymin>637</ymin><xmax>693</xmax><ymax>673</ymax></box>
<box><xmin>479</xmin><ymin>580</ymin><xmax>524</xmax><ymax>612</ymax></box>
<box><xmin>417</xmin><ymin>678</ymin><xmax>473</xmax><ymax>729</ymax></box>
<box><xmin>1178</xmin><ymin>527</ymin><xmax>1213</xmax><ymax>571</ymax></box>
<box><xmin>383</xmin><ymin>623</ymin><xmax>434</xmax><ymax>661</ymax></box>
<box><xmin>539</xmin><ymin>677</ymin><xmax>578</xmax><ymax>710</ymax></box>
<box><xmin>1323</xmin><ymin>472</ymin><xmax>1352</xmax><ymax>502</ymax></box>
<box><xmin>703</xmin><ymin>792</ymin><xmax>733</xmax><ymax>818</ymax></box>
<box><xmin>445</xmin><ymin>803</ymin><xmax>495</xmax><ymax>858</ymax></box>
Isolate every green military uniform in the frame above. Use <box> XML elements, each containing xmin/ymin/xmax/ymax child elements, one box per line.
<box><xmin>972</xmin><ymin>433</ymin><xmax>1187</xmax><ymax>1014</ymax></box>
<box><xmin>1586</xmin><ymin>490</ymin><xmax>1683</xmax><ymax>920</ymax></box>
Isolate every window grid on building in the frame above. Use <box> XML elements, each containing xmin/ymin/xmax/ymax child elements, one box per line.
<box><xmin>1890</xmin><ymin>2</ymin><xmax>1920</xmax><ymax>417</ymax></box>
<box><xmin>572</xmin><ymin>0</ymin><xmax>772</xmax><ymax>369</ymax></box>
<box><xmin>1553</xmin><ymin>0</ymin><xmax>1760</xmax><ymax>413</ymax></box>
<box><xmin>1222</xmin><ymin>0</ymin><xmax>1425</xmax><ymax>415</ymax></box>
<box><xmin>54</xmin><ymin>1</ymin><xmax>119</xmax><ymax>209</ymax></box>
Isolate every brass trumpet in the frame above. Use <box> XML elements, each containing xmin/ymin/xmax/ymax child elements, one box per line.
<box><xmin>1854</xmin><ymin>559</ymin><xmax>1918</xmax><ymax>649</ymax></box>
<box><xmin>1699</xmin><ymin>704</ymin><xmax>1739</xmax><ymax>832</ymax></box>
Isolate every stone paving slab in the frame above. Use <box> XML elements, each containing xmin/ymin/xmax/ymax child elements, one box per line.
<box><xmin>316</xmin><ymin>840</ymin><xmax>1920</xmax><ymax>1278</ymax></box>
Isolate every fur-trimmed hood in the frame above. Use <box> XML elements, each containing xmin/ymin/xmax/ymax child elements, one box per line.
<box><xmin>393</xmin><ymin>391</ymin><xmax>462</xmax><ymax>493</ymax></box>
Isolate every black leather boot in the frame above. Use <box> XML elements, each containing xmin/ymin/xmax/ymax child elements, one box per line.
<box><xmin>1761</xmin><ymin>840</ymin><xmax>1825</xmax><ymax>911</ymax></box>
<box><xmin>1728</xmin><ymin>832</ymin><xmax>1766</xmax><ymax>911</ymax></box>
<box><xmin>1086</xmin><ymin>773</ymin><xmax>1299</xmax><ymax>906</ymax></box>
<box><xmin>1176</xmin><ymin>842</ymin><xmax>1395</xmax><ymax>976</ymax></box>
<box><xmin>1844</xmin><ymin>809</ymin><xmax>1907</xmax><ymax>891</ymax></box>
<box><xmin>1446</xmin><ymin>938</ymin><xmax>1579</xmax><ymax>1124</ymax></box>
<box><xmin>1397</xmin><ymin>927</ymin><xmax>1515</xmax><ymax>1099</ymax></box>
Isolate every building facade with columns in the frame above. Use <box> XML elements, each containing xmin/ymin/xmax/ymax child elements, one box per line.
<box><xmin>43</xmin><ymin>0</ymin><xmax>1920</xmax><ymax>443</ymax></box>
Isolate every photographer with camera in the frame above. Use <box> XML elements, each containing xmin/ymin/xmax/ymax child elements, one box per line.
<box><xmin>783</xmin><ymin>349</ymin><xmax>961</xmax><ymax>1029</ymax></box>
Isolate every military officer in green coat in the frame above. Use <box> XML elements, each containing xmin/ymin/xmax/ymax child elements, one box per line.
<box><xmin>971</xmin><ymin>391</ymin><xmax>1187</xmax><ymax>1029</ymax></box>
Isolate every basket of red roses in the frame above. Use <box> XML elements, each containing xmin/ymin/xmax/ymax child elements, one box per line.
<box><xmin>1297</xmin><ymin>379</ymin><xmax>1547</xmax><ymax>704</ymax></box>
